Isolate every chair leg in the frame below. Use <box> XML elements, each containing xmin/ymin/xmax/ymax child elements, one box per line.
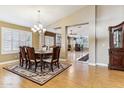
<box><xmin>57</xmin><ymin>62</ymin><xmax>60</xmax><ymax>69</ymax></box>
<box><xmin>35</xmin><ymin>63</ymin><xmax>37</xmax><ymax>72</ymax></box>
<box><xmin>19</xmin><ymin>57</ymin><xmax>22</xmax><ymax>66</ymax></box>
<box><xmin>19</xmin><ymin>60</ymin><xmax>22</xmax><ymax>67</ymax></box>
<box><xmin>28</xmin><ymin>62</ymin><xmax>31</xmax><ymax>70</ymax></box>
<box><xmin>51</xmin><ymin>63</ymin><xmax>54</xmax><ymax>72</ymax></box>
<box><xmin>40</xmin><ymin>62</ymin><xmax>42</xmax><ymax>72</ymax></box>
<box><xmin>21</xmin><ymin>60</ymin><xmax>24</xmax><ymax>67</ymax></box>
<box><xmin>25</xmin><ymin>61</ymin><xmax>28</xmax><ymax>69</ymax></box>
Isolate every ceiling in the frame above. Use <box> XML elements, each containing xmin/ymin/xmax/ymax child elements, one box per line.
<box><xmin>0</xmin><ymin>5</ymin><xmax>84</xmax><ymax>27</ymax></box>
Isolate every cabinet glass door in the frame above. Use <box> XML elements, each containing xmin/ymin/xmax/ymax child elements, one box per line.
<box><xmin>113</xmin><ymin>28</ymin><xmax>123</xmax><ymax>48</ymax></box>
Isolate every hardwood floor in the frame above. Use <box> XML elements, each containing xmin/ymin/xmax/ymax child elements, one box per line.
<box><xmin>0</xmin><ymin>51</ymin><xmax>124</xmax><ymax>88</ymax></box>
<box><xmin>1</xmin><ymin>61</ymin><xmax>124</xmax><ymax>88</ymax></box>
<box><xmin>67</xmin><ymin>50</ymin><xmax>88</xmax><ymax>63</ymax></box>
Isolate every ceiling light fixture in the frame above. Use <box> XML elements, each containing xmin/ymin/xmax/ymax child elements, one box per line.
<box><xmin>31</xmin><ymin>10</ymin><xmax>46</xmax><ymax>33</ymax></box>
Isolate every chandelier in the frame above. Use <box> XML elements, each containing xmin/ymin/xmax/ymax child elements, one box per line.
<box><xmin>31</xmin><ymin>10</ymin><xmax>46</xmax><ymax>33</ymax></box>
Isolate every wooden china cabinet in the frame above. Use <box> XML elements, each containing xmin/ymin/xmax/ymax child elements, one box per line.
<box><xmin>109</xmin><ymin>21</ymin><xmax>124</xmax><ymax>70</ymax></box>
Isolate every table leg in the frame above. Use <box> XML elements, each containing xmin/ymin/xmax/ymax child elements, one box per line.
<box><xmin>40</xmin><ymin>54</ymin><xmax>43</xmax><ymax>72</ymax></box>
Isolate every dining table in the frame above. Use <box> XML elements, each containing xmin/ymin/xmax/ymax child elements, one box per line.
<box><xmin>35</xmin><ymin>50</ymin><xmax>53</xmax><ymax>71</ymax></box>
<box><xmin>35</xmin><ymin>50</ymin><xmax>53</xmax><ymax>60</ymax></box>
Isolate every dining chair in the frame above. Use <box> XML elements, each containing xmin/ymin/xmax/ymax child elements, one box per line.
<box><xmin>42</xmin><ymin>46</ymin><xmax>61</xmax><ymax>72</ymax></box>
<box><xmin>19</xmin><ymin>46</ymin><xmax>28</xmax><ymax>69</ymax></box>
<box><xmin>26</xmin><ymin>47</ymin><xmax>41</xmax><ymax>72</ymax></box>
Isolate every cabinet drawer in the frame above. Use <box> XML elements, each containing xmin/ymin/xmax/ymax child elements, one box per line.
<box><xmin>111</xmin><ymin>55</ymin><xmax>122</xmax><ymax>67</ymax></box>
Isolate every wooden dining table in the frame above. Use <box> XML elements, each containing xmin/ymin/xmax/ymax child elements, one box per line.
<box><xmin>35</xmin><ymin>50</ymin><xmax>53</xmax><ymax>69</ymax></box>
<box><xmin>35</xmin><ymin>50</ymin><xmax>53</xmax><ymax>56</ymax></box>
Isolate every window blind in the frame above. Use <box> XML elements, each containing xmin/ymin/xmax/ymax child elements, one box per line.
<box><xmin>1</xmin><ymin>27</ymin><xmax>32</xmax><ymax>54</ymax></box>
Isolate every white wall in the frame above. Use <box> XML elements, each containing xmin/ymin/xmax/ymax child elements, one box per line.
<box><xmin>96</xmin><ymin>5</ymin><xmax>124</xmax><ymax>65</ymax></box>
<box><xmin>47</xmin><ymin>5</ymin><xmax>124</xmax><ymax>66</ymax></box>
<box><xmin>47</xmin><ymin>5</ymin><xmax>96</xmax><ymax>64</ymax></box>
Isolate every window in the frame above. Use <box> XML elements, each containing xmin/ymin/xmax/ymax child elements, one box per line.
<box><xmin>75</xmin><ymin>36</ymin><xmax>89</xmax><ymax>48</ymax></box>
<box><xmin>54</xmin><ymin>27</ymin><xmax>62</xmax><ymax>46</ymax></box>
<box><xmin>12</xmin><ymin>30</ymin><xmax>19</xmax><ymax>51</ymax></box>
<box><xmin>2</xmin><ymin>30</ymin><xmax>12</xmax><ymax>52</ymax></box>
<box><xmin>1</xmin><ymin>27</ymin><xmax>32</xmax><ymax>54</ymax></box>
<box><xmin>45</xmin><ymin>36</ymin><xmax>54</xmax><ymax>46</ymax></box>
<box><xmin>56</xmin><ymin>33</ymin><xmax>61</xmax><ymax>46</ymax></box>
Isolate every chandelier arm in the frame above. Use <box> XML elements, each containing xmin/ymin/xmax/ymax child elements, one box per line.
<box><xmin>31</xmin><ymin>10</ymin><xmax>47</xmax><ymax>33</ymax></box>
<box><xmin>38</xmin><ymin>10</ymin><xmax>41</xmax><ymax>24</ymax></box>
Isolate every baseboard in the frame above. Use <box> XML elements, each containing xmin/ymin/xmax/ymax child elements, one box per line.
<box><xmin>0</xmin><ymin>59</ymin><xmax>18</xmax><ymax>65</ymax></box>
<box><xmin>88</xmin><ymin>62</ymin><xmax>108</xmax><ymax>67</ymax></box>
<box><xmin>88</xmin><ymin>63</ymin><xmax>96</xmax><ymax>66</ymax></box>
<box><xmin>96</xmin><ymin>63</ymin><xmax>108</xmax><ymax>67</ymax></box>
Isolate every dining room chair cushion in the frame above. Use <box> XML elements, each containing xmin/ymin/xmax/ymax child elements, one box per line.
<box><xmin>43</xmin><ymin>58</ymin><xmax>57</xmax><ymax>63</ymax></box>
<box><xmin>23</xmin><ymin>58</ymin><xmax>27</xmax><ymax>61</ymax></box>
<box><xmin>30</xmin><ymin>59</ymin><xmax>41</xmax><ymax>63</ymax></box>
<box><xmin>49</xmin><ymin>48</ymin><xmax>53</xmax><ymax>51</ymax></box>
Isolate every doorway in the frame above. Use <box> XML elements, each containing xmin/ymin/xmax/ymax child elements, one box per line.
<box><xmin>67</xmin><ymin>23</ymin><xmax>89</xmax><ymax>63</ymax></box>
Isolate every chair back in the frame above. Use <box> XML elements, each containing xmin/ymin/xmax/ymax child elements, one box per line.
<box><xmin>23</xmin><ymin>46</ymin><xmax>29</xmax><ymax>53</ymax></box>
<box><xmin>52</xmin><ymin>46</ymin><xmax>60</xmax><ymax>61</ymax></box>
<box><xmin>19</xmin><ymin>46</ymin><xmax>27</xmax><ymax>60</ymax></box>
<box><xmin>26</xmin><ymin>47</ymin><xmax>36</xmax><ymax>61</ymax></box>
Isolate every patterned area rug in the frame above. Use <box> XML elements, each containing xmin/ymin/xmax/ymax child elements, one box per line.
<box><xmin>3</xmin><ymin>62</ymin><xmax>71</xmax><ymax>86</ymax></box>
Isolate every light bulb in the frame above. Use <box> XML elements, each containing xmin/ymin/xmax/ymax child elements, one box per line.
<box><xmin>37</xmin><ymin>27</ymin><xmax>40</xmax><ymax>30</ymax></box>
<box><xmin>39</xmin><ymin>30</ymin><xmax>42</xmax><ymax>33</ymax></box>
<box><xmin>39</xmin><ymin>24</ymin><xmax>43</xmax><ymax>29</ymax></box>
<box><xmin>43</xmin><ymin>28</ymin><xmax>46</xmax><ymax>33</ymax></box>
<box><xmin>34</xmin><ymin>25</ymin><xmax>38</xmax><ymax>29</ymax></box>
<box><xmin>31</xmin><ymin>27</ymin><xmax>37</xmax><ymax>32</ymax></box>
<box><xmin>34</xmin><ymin>25</ymin><xmax>40</xmax><ymax>30</ymax></box>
